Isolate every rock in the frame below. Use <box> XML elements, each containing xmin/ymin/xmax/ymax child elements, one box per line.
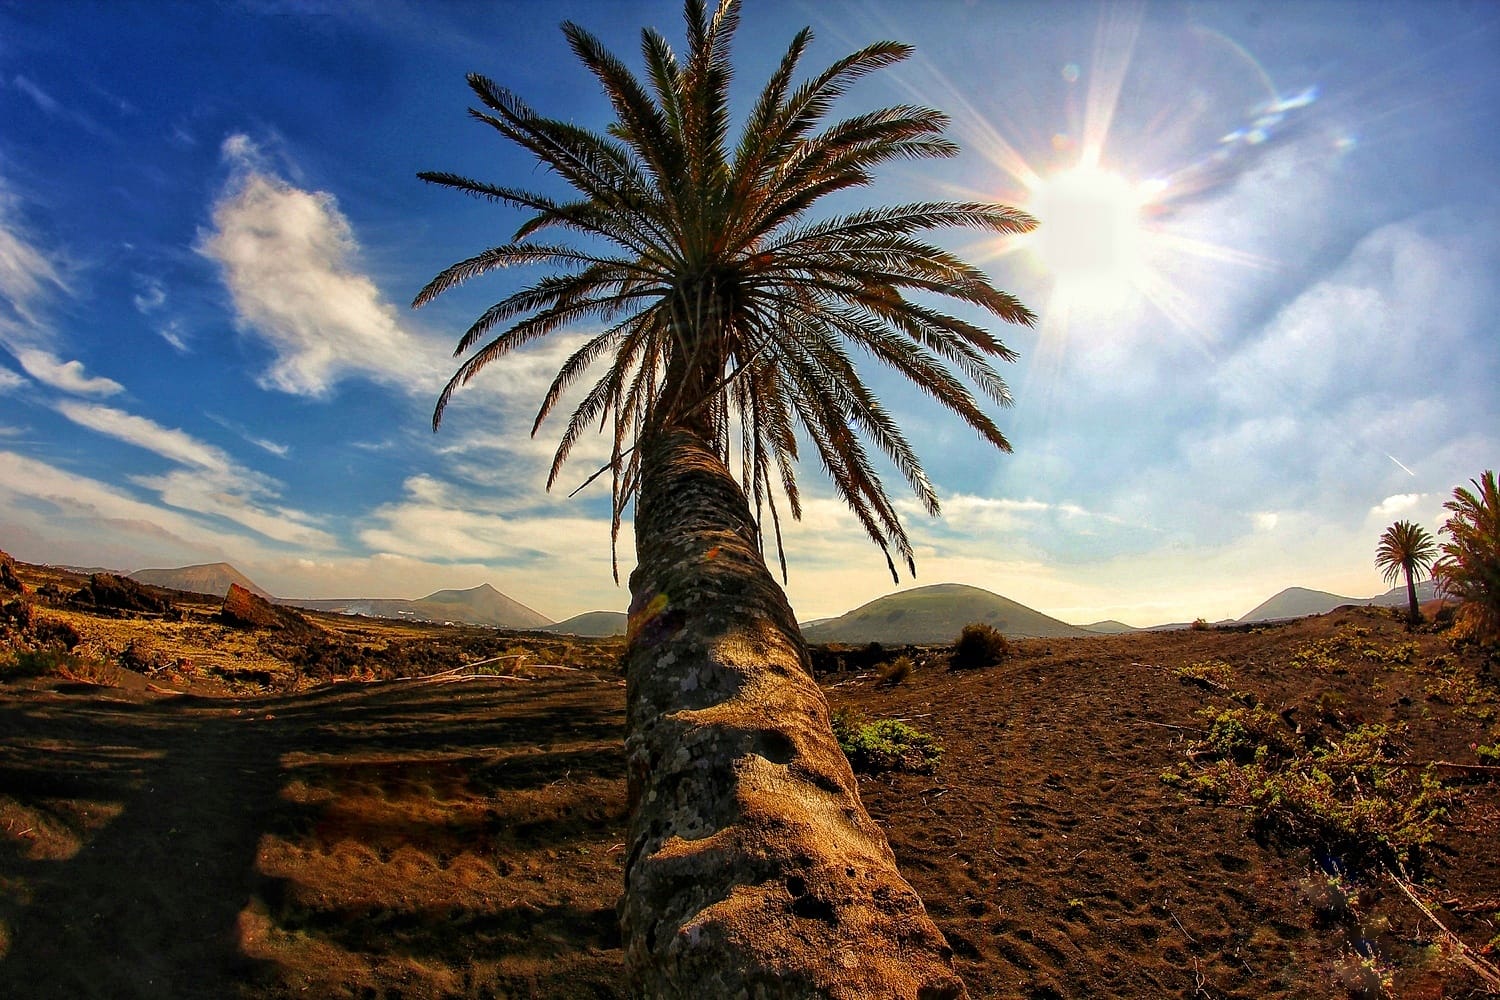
<box><xmin>221</xmin><ymin>584</ymin><xmax>318</xmax><ymax>635</ymax></box>
<box><xmin>72</xmin><ymin>573</ymin><xmax>175</xmax><ymax>615</ymax></box>
<box><xmin>0</xmin><ymin>550</ymin><xmax>28</xmax><ymax>595</ymax></box>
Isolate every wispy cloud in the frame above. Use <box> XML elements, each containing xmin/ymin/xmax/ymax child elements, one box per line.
<box><xmin>9</xmin><ymin>75</ymin><xmax>110</xmax><ymax>138</ymax></box>
<box><xmin>0</xmin><ymin>450</ymin><xmax>220</xmax><ymax>556</ymax></box>
<box><xmin>356</xmin><ymin>472</ymin><xmax>627</xmax><ymax>613</ymax></box>
<box><xmin>54</xmin><ymin>400</ymin><xmax>335</xmax><ymax>548</ymax></box>
<box><xmin>197</xmin><ymin>133</ymin><xmax>446</xmax><ymax>397</ymax></box>
<box><xmin>157</xmin><ymin>319</ymin><xmax>190</xmax><ymax>353</ymax></box>
<box><xmin>132</xmin><ymin>277</ymin><xmax>166</xmax><ymax>314</ymax></box>
<box><xmin>0</xmin><ymin>366</ymin><xmax>24</xmax><ymax>393</ymax></box>
<box><xmin>13</xmin><ymin>348</ymin><xmax>123</xmax><ymax>396</ymax></box>
<box><xmin>0</xmin><ymin>177</ymin><xmax>68</xmax><ymax>334</ymax></box>
<box><xmin>56</xmin><ymin>401</ymin><xmax>234</xmax><ymax>472</ymax></box>
<box><xmin>207</xmin><ymin>412</ymin><xmax>289</xmax><ymax>458</ymax></box>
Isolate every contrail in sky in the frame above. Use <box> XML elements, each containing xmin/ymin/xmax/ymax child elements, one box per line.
<box><xmin>1387</xmin><ymin>453</ymin><xmax>1416</xmax><ymax>476</ymax></box>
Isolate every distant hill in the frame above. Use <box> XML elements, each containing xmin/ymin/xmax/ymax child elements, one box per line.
<box><xmin>1239</xmin><ymin>580</ymin><xmax>1439</xmax><ymax>622</ymax></box>
<box><xmin>285</xmin><ymin>583</ymin><xmax>550</xmax><ymax>630</ymax></box>
<box><xmin>802</xmin><ymin>583</ymin><xmax>1092</xmax><ymax>644</ymax></box>
<box><xmin>1082</xmin><ymin>620</ymin><xmax>1137</xmax><ymax>634</ymax></box>
<box><xmin>56</xmin><ymin>564</ymin><xmax>124</xmax><ymax>577</ymax></box>
<box><xmin>542</xmin><ymin>611</ymin><xmax>628</xmax><ymax>637</ymax></box>
<box><xmin>130</xmin><ymin>562</ymin><xmax>272</xmax><ymax>599</ymax></box>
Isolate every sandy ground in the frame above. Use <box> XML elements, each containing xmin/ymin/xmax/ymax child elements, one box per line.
<box><xmin>1</xmin><ymin>607</ymin><xmax>1497</xmax><ymax>998</ymax></box>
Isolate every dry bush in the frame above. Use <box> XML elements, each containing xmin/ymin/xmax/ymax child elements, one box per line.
<box><xmin>951</xmin><ymin>622</ymin><xmax>1010</xmax><ymax>670</ymax></box>
<box><xmin>877</xmin><ymin>655</ymin><xmax>914</xmax><ymax>686</ymax></box>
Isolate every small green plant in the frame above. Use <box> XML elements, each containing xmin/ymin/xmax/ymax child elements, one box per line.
<box><xmin>1333</xmin><ymin>947</ymin><xmax>1395</xmax><ymax>999</ymax></box>
<box><xmin>1190</xmin><ymin>617</ymin><xmax>1210</xmax><ymax>631</ymax></box>
<box><xmin>1186</xmin><ymin>717</ymin><xmax>1454</xmax><ymax>869</ymax></box>
<box><xmin>1474</xmin><ymin>742</ymin><xmax>1500</xmax><ymax>764</ymax></box>
<box><xmin>950</xmin><ymin>622</ymin><xmax>1009</xmax><ymax>670</ymax></box>
<box><xmin>831</xmin><ymin>708</ymin><xmax>943</xmax><ymax>774</ymax></box>
<box><xmin>1195</xmin><ymin>704</ymin><xmax>1295</xmax><ymax>762</ymax></box>
<box><xmin>1175</xmin><ymin>659</ymin><xmax>1234</xmax><ymax>689</ymax></box>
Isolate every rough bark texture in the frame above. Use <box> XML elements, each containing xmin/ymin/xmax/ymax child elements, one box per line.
<box><xmin>620</xmin><ymin>429</ymin><xmax>967</xmax><ymax>999</ymax></box>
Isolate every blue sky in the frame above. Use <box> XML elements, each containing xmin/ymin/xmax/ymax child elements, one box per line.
<box><xmin>1</xmin><ymin>0</ymin><xmax>1496</xmax><ymax>627</ymax></box>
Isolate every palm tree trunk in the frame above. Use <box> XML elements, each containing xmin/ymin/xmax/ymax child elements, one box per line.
<box><xmin>620</xmin><ymin>427</ymin><xmax>966</xmax><ymax>1000</ymax></box>
<box><xmin>1405</xmin><ymin>566</ymin><xmax>1421</xmax><ymax>626</ymax></box>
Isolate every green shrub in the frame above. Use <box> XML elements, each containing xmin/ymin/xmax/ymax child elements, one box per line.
<box><xmin>1187</xmin><ymin>718</ymin><xmax>1454</xmax><ymax>869</ymax></box>
<box><xmin>950</xmin><ymin>622</ymin><xmax>1009</xmax><ymax>670</ymax></box>
<box><xmin>1196</xmin><ymin>704</ymin><xmax>1296</xmax><ymax>762</ymax></box>
<box><xmin>1175</xmin><ymin>659</ymin><xmax>1234</xmax><ymax>689</ymax></box>
<box><xmin>831</xmin><ymin>708</ymin><xmax>943</xmax><ymax>774</ymax></box>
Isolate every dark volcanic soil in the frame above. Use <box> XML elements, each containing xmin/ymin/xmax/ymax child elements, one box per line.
<box><xmin>1</xmin><ymin>607</ymin><xmax>1497</xmax><ymax>999</ymax></box>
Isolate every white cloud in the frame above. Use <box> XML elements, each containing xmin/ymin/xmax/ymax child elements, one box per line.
<box><xmin>247</xmin><ymin>435</ymin><xmax>289</xmax><ymax>458</ymax></box>
<box><xmin>197</xmin><ymin>134</ymin><xmax>447</xmax><ymax>397</ymax></box>
<box><xmin>13</xmin><ymin>348</ymin><xmax>123</xmax><ymax>396</ymax></box>
<box><xmin>0</xmin><ymin>451</ymin><xmax>569</xmax><ymax>614</ymax></box>
<box><xmin>57</xmin><ymin>401</ymin><xmax>233</xmax><ymax>472</ymax></box>
<box><xmin>54</xmin><ymin>400</ymin><xmax>335</xmax><ymax>549</ymax></box>
<box><xmin>133</xmin><ymin>469</ymin><xmax>334</xmax><ymax>549</ymax></box>
<box><xmin>132</xmin><ymin>278</ymin><xmax>166</xmax><ymax>313</ymax></box>
<box><xmin>0</xmin><ymin>179</ymin><xmax>68</xmax><ymax>332</ymax></box>
<box><xmin>1370</xmin><ymin>494</ymin><xmax>1421</xmax><ymax>519</ymax></box>
<box><xmin>157</xmin><ymin>320</ymin><xmax>190</xmax><ymax>353</ymax></box>
<box><xmin>0</xmin><ymin>450</ymin><xmax>224</xmax><ymax>555</ymax></box>
<box><xmin>0</xmin><ymin>367</ymin><xmax>24</xmax><ymax>392</ymax></box>
<box><xmin>356</xmin><ymin>473</ymin><xmax>630</xmax><ymax>614</ymax></box>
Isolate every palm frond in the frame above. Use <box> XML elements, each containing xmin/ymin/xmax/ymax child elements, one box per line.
<box><xmin>420</xmin><ymin>0</ymin><xmax>1034</xmax><ymax>580</ymax></box>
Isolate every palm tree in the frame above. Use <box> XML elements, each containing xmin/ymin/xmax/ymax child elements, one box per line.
<box><xmin>415</xmin><ymin>3</ymin><xmax>1033</xmax><ymax>995</ymax></box>
<box><xmin>1376</xmin><ymin>520</ymin><xmax>1438</xmax><ymax>626</ymax></box>
<box><xmin>1434</xmin><ymin>471</ymin><xmax>1500</xmax><ymax>644</ymax></box>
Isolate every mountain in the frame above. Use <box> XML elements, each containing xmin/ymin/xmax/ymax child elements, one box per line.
<box><xmin>542</xmin><ymin>611</ymin><xmax>628</xmax><ymax>637</ymax></box>
<box><xmin>1371</xmin><ymin>579</ymin><xmax>1440</xmax><ymax>608</ymax></box>
<box><xmin>285</xmin><ymin>583</ymin><xmax>550</xmax><ymax>630</ymax></box>
<box><xmin>802</xmin><ymin>583</ymin><xmax>1092</xmax><ymax>645</ymax></box>
<box><xmin>1238</xmin><ymin>587</ymin><xmax>1351</xmax><ymax>622</ymax></box>
<box><xmin>413</xmin><ymin>584</ymin><xmax>550</xmax><ymax>628</ymax></box>
<box><xmin>57</xmin><ymin>564</ymin><xmax>124</xmax><ymax>577</ymax></box>
<box><xmin>1239</xmin><ymin>580</ymin><xmax>1440</xmax><ymax>622</ymax></box>
<box><xmin>1082</xmin><ymin>620</ymin><xmax>1137</xmax><ymax>634</ymax></box>
<box><xmin>130</xmin><ymin>562</ymin><xmax>272</xmax><ymax>599</ymax></box>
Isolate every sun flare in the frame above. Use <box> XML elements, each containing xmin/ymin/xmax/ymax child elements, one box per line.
<box><xmin>1024</xmin><ymin>166</ymin><xmax>1147</xmax><ymax>298</ymax></box>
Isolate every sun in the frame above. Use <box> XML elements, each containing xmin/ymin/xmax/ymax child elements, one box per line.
<box><xmin>1023</xmin><ymin>165</ymin><xmax>1148</xmax><ymax>300</ymax></box>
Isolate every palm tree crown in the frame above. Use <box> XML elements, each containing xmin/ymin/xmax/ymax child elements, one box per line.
<box><xmin>1375</xmin><ymin>520</ymin><xmax>1437</xmax><ymax>588</ymax></box>
<box><xmin>1434</xmin><ymin>470</ymin><xmax>1500</xmax><ymax>641</ymax></box>
<box><xmin>1376</xmin><ymin>518</ymin><xmax>1438</xmax><ymax>625</ymax></box>
<box><xmin>414</xmin><ymin>0</ymin><xmax>1035</xmax><ymax>581</ymax></box>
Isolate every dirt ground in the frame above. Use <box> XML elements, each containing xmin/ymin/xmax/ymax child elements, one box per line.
<box><xmin>1</xmin><ymin>597</ymin><xmax>1497</xmax><ymax>998</ymax></box>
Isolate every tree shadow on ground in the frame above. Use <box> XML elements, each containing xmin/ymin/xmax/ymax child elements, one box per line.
<box><xmin>0</xmin><ymin>673</ymin><xmax>629</xmax><ymax>999</ymax></box>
